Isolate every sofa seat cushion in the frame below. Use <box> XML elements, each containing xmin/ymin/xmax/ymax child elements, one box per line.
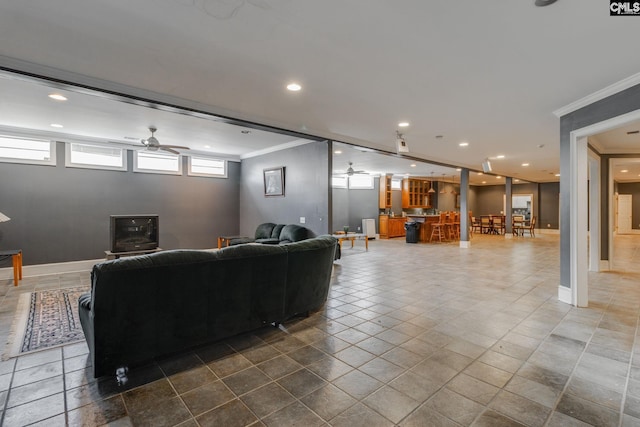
<box><xmin>229</xmin><ymin>237</ymin><xmax>255</xmax><ymax>246</ymax></box>
<box><xmin>255</xmin><ymin>238</ymin><xmax>280</xmax><ymax>244</ymax></box>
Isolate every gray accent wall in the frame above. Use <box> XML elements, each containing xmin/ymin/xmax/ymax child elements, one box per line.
<box><xmin>332</xmin><ymin>180</ymin><xmax>379</xmax><ymax>233</ymax></box>
<box><xmin>540</xmin><ymin>182</ymin><xmax>560</xmax><ymax>230</ymax></box>
<box><xmin>467</xmin><ymin>182</ymin><xmax>559</xmax><ymax>230</ymax></box>
<box><xmin>239</xmin><ymin>141</ymin><xmax>329</xmax><ymax>237</ymax></box>
<box><xmin>0</xmin><ymin>142</ymin><xmax>240</xmax><ymax>265</ymax></box>
<box><xmin>559</xmin><ymin>83</ymin><xmax>640</xmax><ymax>288</ymax></box>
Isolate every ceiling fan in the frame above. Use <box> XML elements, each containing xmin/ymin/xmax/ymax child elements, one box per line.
<box><xmin>141</xmin><ymin>127</ymin><xmax>190</xmax><ymax>155</ymax></box>
<box><xmin>335</xmin><ymin>162</ymin><xmax>367</xmax><ymax>176</ymax></box>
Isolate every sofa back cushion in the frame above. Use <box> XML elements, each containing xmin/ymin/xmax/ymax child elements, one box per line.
<box><xmin>271</xmin><ymin>224</ymin><xmax>285</xmax><ymax>238</ymax></box>
<box><xmin>279</xmin><ymin>224</ymin><xmax>311</xmax><ymax>243</ymax></box>
<box><xmin>255</xmin><ymin>223</ymin><xmax>276</xmax><ymax>239</ymax></box>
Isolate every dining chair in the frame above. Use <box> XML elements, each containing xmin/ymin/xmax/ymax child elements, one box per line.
<box><xmin>523</xmin><ymin>216</ymin><xmax>536</xmax><ymax>237</ymax></box>
<box><xmin>512</xmin><ymin>215</ymin><xmax>525</xmax><ymax>236</ymax></box>
<box><xmin>480</xmin><ymin>216</ymin><xmax>492</xmax><ymax>234</ymax></box>
<box><xmin>492</xmin><ymin>216</ymin><xmax>505</xmax><ymax>235</ymax></box>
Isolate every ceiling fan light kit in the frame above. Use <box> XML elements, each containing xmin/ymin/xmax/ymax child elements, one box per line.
<box><xmin>141</xmin><ymin>127</ymin><xmax>190</xmax><ymax>155</ymax></box>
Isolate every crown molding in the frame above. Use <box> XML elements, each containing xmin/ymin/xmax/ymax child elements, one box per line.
<box><xmin>553</xmin><ymin>73</ymin><xmax>640</xmax><ymax>118</ymax></box>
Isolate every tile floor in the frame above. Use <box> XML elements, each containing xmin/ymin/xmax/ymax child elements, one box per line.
<box><xmin>1</xmin><ymin>233</ymin><xmax>640</xmax><ymax>426</ymax></box>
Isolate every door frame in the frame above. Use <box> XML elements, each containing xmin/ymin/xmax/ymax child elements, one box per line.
<box><xmin>566</xmin><ymin>109</ymin><xmax>640</xmax><ymax>307</ymax></box>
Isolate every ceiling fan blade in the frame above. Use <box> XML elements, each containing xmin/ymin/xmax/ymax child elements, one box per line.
<box><xmin>160</xmin><ymin>147</ymin><xmax>180</xmax><ymax>155</ymax></box>
<box><xmin>160</xmin><ymin>145</ymin><xmax>190</xmax><ymax>150</ymax></box>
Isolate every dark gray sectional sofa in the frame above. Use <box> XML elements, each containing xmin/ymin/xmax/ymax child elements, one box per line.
<box><xmin>78</xmin><ymin>235</ymin><xmax>337</xmax><ymax>378</ymax></box>
<box><xmin>229</xmin><ymin>223</ymin><xmax>311</xmax><ymax>246</ymax></box>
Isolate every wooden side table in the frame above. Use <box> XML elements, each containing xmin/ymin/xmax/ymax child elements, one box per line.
<box><xmin>217</xmin><ymin>235</ymin><xmax>245</xmax><ymax>249</ymax></box>
<box><xmin>0</xmin><ymin>249</ymin><xmax>23</xmax><ymax>286</ymax></box>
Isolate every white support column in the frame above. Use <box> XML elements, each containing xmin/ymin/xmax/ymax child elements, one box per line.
<box><xmin>588</xmin><ymin>152</ymin><xmax>600</xmax><ymax>272</ymax></box>
<box><xmin>569</xmin><ymin>135</ymin><xmax>589</xmax><ymax>307</ymax></box>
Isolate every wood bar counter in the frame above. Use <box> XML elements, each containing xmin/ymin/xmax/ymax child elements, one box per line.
<box><xmin>405</xmin><ymin>215</ymin><xmax>440</xmax><ymax>242</ymax></box>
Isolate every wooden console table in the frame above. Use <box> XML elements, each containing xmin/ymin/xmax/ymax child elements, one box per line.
<box><xmin>105</xmin><ymin>248</ymin><xmax>163</xmax><ymax>260</ymax></box>
<box><xmin>0</xmin><ymin>249</ymin><xmax>22</xmax><ymax>286</ymax></box>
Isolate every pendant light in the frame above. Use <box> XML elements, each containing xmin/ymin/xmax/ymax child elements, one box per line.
<box><xmin>439</xmin><ymin>174</ymin><xmax>447</xmax><ymax>194</ymax></box>
<box><xmin>428</xmin><ymin>172</ymin><xmax>436</xmax><ymax>193</ymax></box>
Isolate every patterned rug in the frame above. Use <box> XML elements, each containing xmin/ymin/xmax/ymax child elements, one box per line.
<box><xmin>4</xmin><ymin>287</ymin><xmax>89</xmax><ymax>359</ymax></box>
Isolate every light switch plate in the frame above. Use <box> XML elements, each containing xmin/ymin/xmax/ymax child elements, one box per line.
<box><xmin>300</xmin><ymin>217</ymin><xmax>306</xmax><ymax>224</ymax></box>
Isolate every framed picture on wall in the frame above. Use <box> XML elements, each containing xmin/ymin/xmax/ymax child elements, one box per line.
<box><xmin>264</xmin><ymin>167</ymin><xmax>285</xmax><ymax>197</ymax></box>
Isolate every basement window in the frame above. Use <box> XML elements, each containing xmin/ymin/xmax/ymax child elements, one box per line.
<box><xmin>188</xmin><ymin>156</ymin><xmax>227</xmax><ymax>177</ymax></box>
<box><xmin>332</xmin><ymin>175</ymin><xmax>348</xmax><ymax>188</ymax></box>
<box><xmin>134</xmin><ymin>151</ymin><xmax>182</xmax><ymax>175</ymax></box>
<box><xmin>0</xmin><ymin>136</ymin><xmax>56</xmax><ymax>165</ymax></box>
<box><xmin>348</xmin><ymin>174</ymin><xmax>374</xmax><ymax>189</ymax></box>
<box><xmin>65</xmin><ymin>142</ymin><xmax>126</xmax><ymax>171</ymax></box>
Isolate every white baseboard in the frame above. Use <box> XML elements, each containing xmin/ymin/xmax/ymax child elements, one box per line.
<box><xmin>558</xmin><ymin>285</ymin><xmax>573</xmax><ymax>305</ymax></box>
<box><xmin>459</xmin><ymin>240</ymin><xmax>471</xmax><ymax>249</ymax></box>
<box><xmin>0</xmin><ymin>258</ymin><xmax>102</xmax><ymax>280</ymax></box>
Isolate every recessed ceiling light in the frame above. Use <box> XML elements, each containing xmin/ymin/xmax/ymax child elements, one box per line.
<box><xmin>456</xmin><ymin>168</ymin><xmax>461</xmax><ymax>171</ymax></box>
<box><xmin>398</xmin><ymin>122</ymin><xmax>410</xmax><ymax>127</ymax></box>
<box><xmin>496</xmin><ymin>176</ymin><xmax>502</xmax><ymax>179</ymax></box>
<box><xmin>515</xmin><ymin>179</ymin><xmax>520</xmax><ymax>182</ymax></box>
<box><xmin>621</xmin><ymin>169</ymin><xmax>629</xmax><ymax>173</ymax></box>
<box><xmin>286</xmin><ymin>83</ymin><xmax>302</xmax><ymax>91</ymax></box>
<box><xmin>496</xmin><ymin>155</ymin><xmax>505</xmax><ymax>159</ymax></box>
<box><xmin>459</xmin><ymin>142</ymin><xmax>469</xmax><ymax>147</ymax></box>
<box><xmin>204</xmin><ymin>145</ymin><xmax>211</xmax><ymax>149</ymax></box>
<box><xmin>334</xmin><ymin>150</ymin><xmax>342</xmax><ymax>154</ymax></box>
<box><xmin>50</xmin><ymin>123</ymin><xmax>63</xmax><ymax>128</ymax></box>
<box><xmin>477</xmin><ymin>172</ymin><xmax>483</xmax><ymax>175</ymax></box>
<box><xmin>48</xmin><ymin>93</ymin><xmax>67</xmax><ymax>101</ymax></box>
<box><xmin>522</xmin><ymin>163</ymin><xmax>530</xmax><ymax>167</ymax></box>
<box><xmin>555</xmin><ymin>173</ymin><xmax>561</xmax><ymax>177</ymax></box>
<box><xmin>482</xmin><ymin>181</ymin><xmax>487</xmax><ymax>184</ymax></box>
<box><xmin>410</xmin><ymin>164</ymin><xmax>416</xmax><ymax>167</ymax></box>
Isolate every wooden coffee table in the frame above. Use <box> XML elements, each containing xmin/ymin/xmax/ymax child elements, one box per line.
<box><xmin>331</xmin><ymin>233</ymin><xmax>368</xmax><ymax>251</ymax></box>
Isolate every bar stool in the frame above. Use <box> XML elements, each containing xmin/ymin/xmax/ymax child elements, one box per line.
<box><xmin>430</xmin><ymin>212</ymin><xmax>448</xmax><ymax>243</ymax></box>
<box><xmin>451</xmin><ymin>212</ymin><xmax>461</xmax><ymax>240</ymax></box>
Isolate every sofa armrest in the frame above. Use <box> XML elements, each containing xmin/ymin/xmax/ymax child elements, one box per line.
<box><xmin>79</xmin><ymin>292</ymin><xmax>92</xmax><ymax>311</ymax></box>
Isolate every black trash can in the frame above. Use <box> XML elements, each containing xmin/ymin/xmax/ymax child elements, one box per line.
<box><xmin>404</xmin><ymin>221</ymin><xmax>420</xmax><ymax>243</ymax></box>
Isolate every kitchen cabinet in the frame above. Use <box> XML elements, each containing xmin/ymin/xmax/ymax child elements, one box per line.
<box><xmin>402</xmin><ymin>178</ymin><xmax>433</xmax><ymax>208</ymax></box>
<box><xmin>379</xmin><ymin>174</ymin><xmax>392</xmax><ymax>209</ymax></box>
<box><xmin>379</xmin><ymin>215</ymin><xmax>406</xmax><ymax>238</ymax></box>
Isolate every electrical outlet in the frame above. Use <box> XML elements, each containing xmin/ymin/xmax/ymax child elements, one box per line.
<box><xmin>300</xmin><ymin>217</ymin><xmax>305</xmax><ymax>224</ymax></box>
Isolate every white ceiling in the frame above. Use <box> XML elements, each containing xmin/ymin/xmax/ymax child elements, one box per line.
<box><xmin>1</xmin><ymin>0</ymin><xmax>640</xmax><ymax>184</ymax></box>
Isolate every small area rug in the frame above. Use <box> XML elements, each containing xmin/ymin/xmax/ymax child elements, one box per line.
<box><xmin>4</xmin><ymin>286</ymin><xmax>89</xmax><ymax>359</ymax></box>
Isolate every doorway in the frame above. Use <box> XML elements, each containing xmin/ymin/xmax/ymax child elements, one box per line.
<box><xmin>616</xmin><ymin>194</ymin><xmax>633</xmax><ymax>234</ymax></box>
